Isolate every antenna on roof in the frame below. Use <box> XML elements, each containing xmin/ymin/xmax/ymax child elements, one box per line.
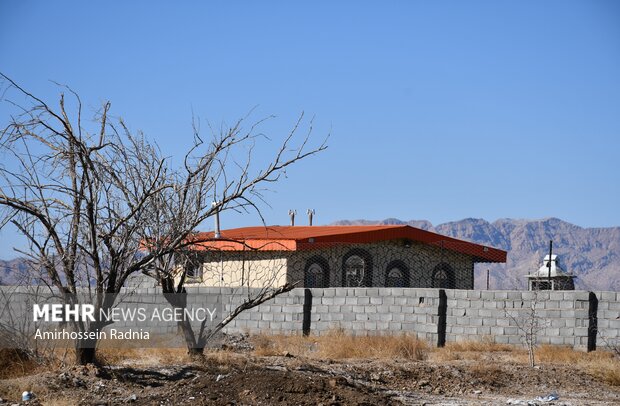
<box><xmin>212</xmin><ymin>201</ymin><xmax>221</xmax><ymax>238</ymax></box>
<box><xmin>307</xmin><ymin>209</ymin><xmax>315</xmax><ymax>226</ymax></box>
<box><xmin>289</xmin><ymin>209</ymin><xmax>297</xmax><ymax>226</ymax></box>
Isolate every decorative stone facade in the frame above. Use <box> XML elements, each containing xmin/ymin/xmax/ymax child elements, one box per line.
<box><xmin>190</xmin><ymin>239</ymin><xmax>474</xmax><ymax>289</ymax></box>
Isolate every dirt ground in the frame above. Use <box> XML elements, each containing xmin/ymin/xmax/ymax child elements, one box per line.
<box><xmin>1</xmin><ymin>335</ymin><xmax>619</xmax><ymax>405</ymax></box>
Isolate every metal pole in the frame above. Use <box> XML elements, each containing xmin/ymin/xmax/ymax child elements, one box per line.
<box><xmin>547</xmin><ymin>240</ymin><xmax>553</xmax><ymax>290</ymax></box>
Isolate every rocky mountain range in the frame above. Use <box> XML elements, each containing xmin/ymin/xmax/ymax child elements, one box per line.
<box><xmin>334</xmin><ymin>217</ymin><xmax>620</xmax><ymax>291</ymax></box>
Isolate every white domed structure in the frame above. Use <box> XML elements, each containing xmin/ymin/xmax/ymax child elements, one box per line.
<box><xmin>526</xmin><ymin>254</ymin><xmax>575</xmax><ymax>291</ymax></box>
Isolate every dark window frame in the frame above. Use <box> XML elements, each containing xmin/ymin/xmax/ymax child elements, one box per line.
<box><xmin>341</xmin><ymin>248</ymin><xmax>373</xmax><ymax>287</ymax></box>
<box><xmin>304</xmin><ymin>255</ymin><xmax>330</xmax><ymax>288</ymax></box>
<box><xmin>385</xmin><ymin>260</ymin><xmax>410</xmax><ymax>287</ymax></box>
<box><xmin>432</xmin><ymin>262</ymin><xmax>455</xmax><ymax>289</ymax></box>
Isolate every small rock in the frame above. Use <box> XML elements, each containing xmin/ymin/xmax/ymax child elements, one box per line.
<box><xmin>128</xmin><ymin>394</ymin><xmax>137</xmax><ymax>402</ymax></box>
<box><xmin>474</xmin><ymin>390</ymin><xmax>482</xmax><ymax>394</ymax></box>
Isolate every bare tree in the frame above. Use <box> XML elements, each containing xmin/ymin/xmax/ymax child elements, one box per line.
<box><xmin>504</xmin><ymin>289</ymin><xmax>549</xmax><ymax>367</ymax></box>
<box><xmin>0</xmin><ymin>73</ymin><xmax>326</xmax><ymax>364</ymax></box>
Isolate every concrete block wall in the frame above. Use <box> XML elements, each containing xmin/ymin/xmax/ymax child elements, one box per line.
<box><xmin>219</xmin><ymin>288</ymin><xmax>620</xmax><ymax>351</ymax></box>
<box><xmin>443</xmin><ymin>290</ymin><xmax>594</xmax><ymax>348</ymax></box>
<box><xmin>1</xmin><ymin>286</ymin><xmax>618</xmax><ymax>351</ymax></box>
<box><xmin>221</xmin><ymin>288</ymin><xmax>442</xmax><ymax>343</ymax></box>
<box><xmin>594</xmin><ymin>291</ymin><xmax>620</xmax><ymax>349</ymax></box>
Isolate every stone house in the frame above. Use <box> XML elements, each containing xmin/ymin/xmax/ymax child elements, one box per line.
<box><xmin>182</xmin><ymin>225</ymin><xmax>506</xmax><ymax>289</ymax></box>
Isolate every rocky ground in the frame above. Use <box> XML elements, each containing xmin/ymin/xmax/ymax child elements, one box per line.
<box><xmin>1</xmin><ymin>336</ymin><xmax>619</xmax><ymax>405</ymax></box>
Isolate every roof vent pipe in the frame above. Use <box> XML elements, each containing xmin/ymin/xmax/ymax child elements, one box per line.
<box><xmin>289</xmin><ymin>209</ymin><xmax>297</xmax><ymax>226</ymax></box>
<box><xmin>307</xmin><ymin>209</ymin><xmax>315</xmax><ymax>226</ymax></box>
<box><xmin>212</xmin><ymin>201</ymin><xmax>221</xmax><ymax>239</ymax></box>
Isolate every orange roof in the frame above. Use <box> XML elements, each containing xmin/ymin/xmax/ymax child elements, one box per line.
<box><xmin>189</xmin><ymin>225</ymin><xmax>506</xmax><ymax>263</ymax></box>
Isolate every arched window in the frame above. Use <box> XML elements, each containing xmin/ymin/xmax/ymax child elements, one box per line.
<box><xmin>342</xmin><ymin>249</ymin><xmax>373</xmax><ymax>287</ymax></box>
<box><xmin>304</xmin><ymin>256</ymin><xmax>330</xmax><ymax>288</ymax></box>
<box><xmin>385</xmin><ymin>260</ymin><xmax>410</xmax><ymax>287</ymax></box>
<box><xmin>183</xmin><ymin>253</ymin><xmax>203</xmax><ymax>280</ymax></box>
<box><xmin>432</xmin><ymin>262</ymin><xmax>455</xmax><ymax>289</ymax></box>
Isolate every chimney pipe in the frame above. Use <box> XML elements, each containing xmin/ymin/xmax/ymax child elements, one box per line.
<box><xmin>307</xmin><ymin>209</ymin><xmax>315</xmax><ymax>226</ymax></box>
<box><xmin>289</xmin><ymin>209</ymin><xmax>297</xmax><ymax>226</ymax></box>
<box><xmin>212</xmin><ymin>201</ymin><xmax>221</xmax><ymax>238</ymax></box>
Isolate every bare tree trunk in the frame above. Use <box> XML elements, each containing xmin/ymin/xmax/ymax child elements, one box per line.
<box><xmin>76</xmin><ymin>347</ymin><xmax>97</xmax><ymax>365</ymax></box>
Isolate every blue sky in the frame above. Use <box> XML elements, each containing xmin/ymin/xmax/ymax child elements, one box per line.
<box><xmin>1</xmin><ymin>1</ymin><xmax>619</xmax><ymax>258</ymax></box>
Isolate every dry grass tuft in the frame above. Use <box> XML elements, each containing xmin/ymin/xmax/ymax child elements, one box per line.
<box><xmin>431</xmin><ymin>338</ymin><xmax>517</xmax><ymax>362</ymax></box>
<box><xmin>318</xmin><ymin>330</ymin><xmax>428</xmax><ymax>360</ymax></box>
<box><xmin>587</xmin><ymin>357</ymin><xmax>620</xmax><ymax>386</ymax></box>
<box><xmin>251</xmin><ymin>330</ymin><xmax>428</xmax><ymax>361</ymax></box>
<box><xmin>0</xmin><ymin>348</ymin><xmax>47</xmax><ymax>379</ymax></box>
<box><xmin>536</xmin><ymin>344</ymin><xmax>586</xmax><ymax>364</ymax></box>
<box><xmin>444</xmin><ymin>338</ymin><xmax>514</xmax><ymax>353</ymax></box>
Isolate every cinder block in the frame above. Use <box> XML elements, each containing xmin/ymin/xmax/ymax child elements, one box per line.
<box><xmin>322</xmin><ymin>297</ymin><xmax>334</xmax><ymax>306</ymax></box>
<box><xmin>470</xmin><ymin>300</ymin><xmax>484</xmax><ymax>309</ymax></box>
<box><xmin>609</xmin><ymin>302</ymin><xmax>620</xmax><ymax>310</ymax></box>
<box><xmin>392</xmin><ymin>313</ymin><xmax>405</xmax><ymax>322</ymax></box>
<box><xmin>333</xmin><ymin>297</ymin><xmax>346</xmax><ymax>305</ymax></box>
<box><xmin>370</xmin><ymin>296</ymin><xmax>383</xmax><ymax>305</ymax></box>
<box><xmin>355</xmin><ymin>313</ymin><xmax>368</xmax><ymax>321</ymax></box>
<box><xmin>467</xmin><ymin>290</ymin><xmax>482</xmax><ymax>299</ymax></box>
<box><xmin>453</xmin><ymin>290</ymin><xmax>468</xmax><ymax>299</ymax></box>
<box><xmin>352</xmin><ymin>305</ymin><xmax>365</xmax><ymax>313</ymax></box>
<box><xmin>494</xmin><ymin>291</ymin><xmax>508</xmax><ymax>300</ymax></box>
<box><xmin>550</xmin><ymin>319</ymin><xmax>565</xmax><ymax>328</ymax></box>
<box><xmin>481</xmin><ymin>291</ymin><xmax>494</xmax><ymax>300</ymax></box>
<box><xmin>389</xmin><ymin>321</ymin><xmax>402</xmax><ymax>330</ymax></box>
<box><xmin>574</xmin><ymin>327</ymin><xmax>588</xmax><ymax>337</ymax></box>
<box><xmin>401</xmin><ymin>322</ymin><xmax>416</xmax><ymax>331</ymax></box>
<box><xmin>379</xmin><ymin>313</ymin><xmax>392</xmax><ymax>322</ymax></box>
<box><xmin>560</xmin><ymin>310</ymin><xmax>575</xmax><ymax>318</ymax></box>
<box><xmin>463</xmin><ymin>327</ymin><xmax>478</xmax><ymax>335</ymax></box>
<box><xmin>351</xmin><ymin>321</ymin><xmax>365</xmax><ymax>330</ymax></box>
<box><xmin>383</xmin><ymin>297</ymin><xmax>395</xmax><ymax>305</ymax></box>
<box><xmin>310</xmin><ymin>289</ymin><xmax>324</xmax><ymax>297</ymax></box>
<box><xmin>549</xmin><ymin>292</ymin><xmax>564</xmax><ymax>301</ymax></box>
<box><xmin>599</xmin><ymin>292</ymin><xmax>616</xmax><ymax>301</ymax></box>
<box><xmin>358</xmin><ymin>297</ymin><xmax>370</xmax><ymax>305</ymax></box>
<box><xmin>376</xmin><ymin>305</ymin><xmax>390</xmax><ymax>313</ymax></box>
<box><xmin>345</xmin><ymin>297</ymin><xmax>358</xmax><ymax>305</ymax></box>
<box><xmin>568</xmin><ymin>291</ymin><xmax>590</xmax><ymax>301</ymax></box>
<box><xmin>363</xmin><ymin>305</ymin><xmax>377</xmax><ymax>313</ymax></box>
<box><xmin>322</xmin><ymin>289</ymin><xmax>336</xmax><ymax>297</ymax></box>
<box><xmin>395</xmin><ymin>297</ymin><xmax>408</xmax><ymax>305</ymax></box>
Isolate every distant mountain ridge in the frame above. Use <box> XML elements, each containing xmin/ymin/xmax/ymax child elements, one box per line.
<box><xmin>333</xmin><ymin>217</ymin><xmax>620</xmax><ymax>291</ymax></box>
